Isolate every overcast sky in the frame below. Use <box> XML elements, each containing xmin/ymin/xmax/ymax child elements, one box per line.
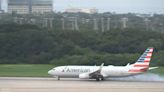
<box><xmin>53</xmin><ymin>0</ymin><xmax>164</xmax><ymax>14</ymax></box>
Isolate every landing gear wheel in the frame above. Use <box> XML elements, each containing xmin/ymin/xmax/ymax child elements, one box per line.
<box><xmin>96</xmin><ymin>75</ymin><xmax>104</xmax><ymax>81</ymax></box>
<box><xmin>100</xmin><ymin>77</ymin><xmax>104</xmax><ymax>81</ymax></box>
<box><xmin>96</xmin><ymin>78</ymin><xmax>100</xmax><ymax>81</ymax></box>
<box><xmin>57</xmin><ymin>76</ymin><xmax>60</xmax><ymax>80</ymax></box>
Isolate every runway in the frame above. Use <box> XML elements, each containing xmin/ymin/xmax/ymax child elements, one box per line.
<box><xmin>0</xmin><ymin>77</ymin><xmax>164</xmax><ymax>92</ymax></box>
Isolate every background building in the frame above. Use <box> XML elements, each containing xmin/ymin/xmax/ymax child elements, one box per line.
<box><xmin>0</xmin><ymin>0</ymin><xmax>8</xmax><ymax>13</ymax></box>
<box><xmin>31</xmin><ymin>0</ymin><xmax>52</xmax><ymax>14</ymax></box>
<box><xmin>0</xmin><ymin>0</ymin><xmax>1</xmax><ymax>10</ymax></box>
<box><xmin>8</xmin><ymin>0</ymin><xmax>53</xmax><ymax>14</ymax></box>
<box><xmin>65</xmin><ymin>8</ymin><xmax>98</xmax><ymax>14</ymax></box>
<box><xmin>80</xmin><ymin>8</ymin><xmax>98</xmax><ymax>14</ymax></box>
<box><xmin>0</xmin><ymin>0</ymin><xmax>3</xmax><ymax>13</ymax></box>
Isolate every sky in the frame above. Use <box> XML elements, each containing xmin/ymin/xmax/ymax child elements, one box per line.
<box><xmin>0</xmin><ymin>0</ymin><xmax>164</xmax><ymax>14</ymax></box>
<box><xmin>53</xmin><ymin>0</ymin><xmax>164</xmax><ymax>14</ymax></box>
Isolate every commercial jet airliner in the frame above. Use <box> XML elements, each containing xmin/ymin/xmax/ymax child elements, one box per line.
<box><xmin>48</xmin><ymin>47</ymin><xmax>158</xmax><ymax>81</ymax></box>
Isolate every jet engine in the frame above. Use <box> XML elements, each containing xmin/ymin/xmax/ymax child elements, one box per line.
<box><xmin>79</xmin><ymin>73</ymin><xmax>90</xmax><ymax>79</ymax></box>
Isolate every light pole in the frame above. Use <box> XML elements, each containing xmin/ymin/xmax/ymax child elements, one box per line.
<box><xmin>121</xmin><ymin>17</ymin><xmax>128</xmax><ymax>29</ymax></box>
<box><xmin>144</xmin><ymin>18</ymin><xmax>150</xmax><ymax>31</ymax></box>
<box><xmin>107</xmin><ymin>18</ymin><xmax>111</xmax><ymax>31</ymax></box>
<box><xmin>101</xmin><ymin>18</ymin><xmax>105</xmax><ymax>32</ymax></box>
<box><xmin>61</xmin><ymin>18</ymin><xmax>65</xmax><ymax>30</ymax></box>
<box><xmin>74</xmin><ymin>17</ymin><xmax>79</xmax><ymax>31</ymax></box>
<box><xmin>93</xmin><ymin>18</ymin><xmax>98</xmax><ymax>31</ymax></box>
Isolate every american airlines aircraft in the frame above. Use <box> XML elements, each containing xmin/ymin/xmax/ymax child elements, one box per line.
<box><xmin>48</xmin><ymin>47</ymin><xmax>158</xmax><ymax>81</ymax></box>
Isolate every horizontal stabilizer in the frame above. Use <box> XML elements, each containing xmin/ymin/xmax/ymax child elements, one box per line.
<box><xmin>149</xmin><ymin>67</ymin><xmax>158</xmax><ymax>70</ymax></box>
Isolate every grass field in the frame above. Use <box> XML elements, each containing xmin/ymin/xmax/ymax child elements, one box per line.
<box><xmin>0</xmin><ymin>64</ymin><xmax>163</xmax><ymax>77</ymax></box>
<box><xmin>0</xmin><ymin>64</ymin><xmax>54</xmax><ymax>77</ymax></box>
<box><xmin>148</xmin><ymin>67</ymin><xmax>164</xmax><ymax>75</ymax></box>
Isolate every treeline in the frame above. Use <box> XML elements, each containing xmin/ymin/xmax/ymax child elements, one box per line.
<box><xmin>0</xmin><ymin>23</ymin><xmax>164</xmax><ymax>66</ymax></box>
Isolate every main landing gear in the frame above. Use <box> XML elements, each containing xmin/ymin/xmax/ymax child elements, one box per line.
<box><xmin>57</xmin><ymin>76</ymin><xmax>60</xmax><ymax>80</ymax></box>
<box><xmin>96</xmin><ymin>75</ymin><xmax>104</xmax><ymax>81</ymax></box>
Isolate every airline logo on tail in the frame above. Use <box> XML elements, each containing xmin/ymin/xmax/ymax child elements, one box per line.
<box><xmin>129</xmin><ymin>47</ymin><xmax>154</xmax><ymax>73</ymax></box>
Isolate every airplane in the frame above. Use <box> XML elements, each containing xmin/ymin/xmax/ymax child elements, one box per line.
<box><xmin>48</xmin><ymin>47</ymin><xmax>158</xmax><ymax>81</ymax></box>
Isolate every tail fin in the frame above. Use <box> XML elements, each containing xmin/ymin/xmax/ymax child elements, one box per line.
<box><xmin>129</xmin><ymin>47</ymin><xmax>154</xmax><ymax>73</ymax></box>
<box><xmin>136</xmin><ymin>47</ymin><xmax>153</xmax><ymax>63</ymax></box>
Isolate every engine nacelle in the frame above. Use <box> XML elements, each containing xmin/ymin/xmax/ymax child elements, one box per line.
<box><xmin>79</xmin><ymin>73</ymin><xmax>90</xmax><ymax>79</ymax></box>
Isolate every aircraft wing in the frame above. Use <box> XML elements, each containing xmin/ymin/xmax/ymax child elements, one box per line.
<box><xmin>79</xmin><ymin>63</ymin><xmax>104</xmax><ymax>79</ymax></box>
<box><xmin>88</xmin><ymin>63</ymin><xmax>104</xmax><ymax>78</ymax></box>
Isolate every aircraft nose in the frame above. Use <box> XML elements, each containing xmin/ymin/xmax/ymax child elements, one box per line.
<box><xmin>48</xmin><ymin>70</ymin><xmax>53</xmax><ymax>75</ymax></box>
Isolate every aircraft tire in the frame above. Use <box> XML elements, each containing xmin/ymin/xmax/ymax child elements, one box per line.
<box><xmin>57</xmin><ymin>76</ymin><xmax>60</xmax><ymax>80</ymax></box>
<box><xmin>96</xmin><ymin>78</ymin><xmax>100</xmax><ymax>81</ymax></box>
<box><xmin>96</xmin><ymin>75</ymin><xmax>104</xmax><ymax>81</ymax></box>
<box><xmin>99</xmin><ymin>75</ymin><xmax>104</xmax><ymax>81</ymax></box>
<box><xmin>100</xmin><ymin>77</ymin><xmax>104</xmax><ymax>81</ymax></box>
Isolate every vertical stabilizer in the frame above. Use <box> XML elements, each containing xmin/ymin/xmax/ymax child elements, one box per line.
<box><xmin>129</xmin><ymin>47</ymin><xmax>154</xmax><ymax>73</ymax></box>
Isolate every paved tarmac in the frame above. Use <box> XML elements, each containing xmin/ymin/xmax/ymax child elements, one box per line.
<box><xmin>0</xmin><ymin>77</ymin><xmax>164</xmax><ymax>92</ymax></box>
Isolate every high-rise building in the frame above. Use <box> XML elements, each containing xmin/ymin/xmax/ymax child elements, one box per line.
<box><xmin>0</xmin><ymin>0</ymin><xmax>2</xmax><ymax>12</ymax></box>
<box><xmin>0</xmin><ymin>0</ymin><xmax>8</xmax><ymax>13</ymax></box>
<box><xmin>31</xmin><ymin>0</ymin><xmax>52</xmax><ymax>14</ymax></box>
<box><xmin>8</xmin><ymin>0</ymin><xmax>53</xmax><ymax>14</ymax></box>
<box><xmin>0</xmin><ymin>0</ymin><xmax>4</xmax><ymax>13</ymax></box>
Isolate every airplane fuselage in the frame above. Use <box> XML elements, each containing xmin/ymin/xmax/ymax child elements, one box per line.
<box><xmin>48</xmin><ymin>65</ymin><xmax>141</xmax><ymax>79</ymax></box>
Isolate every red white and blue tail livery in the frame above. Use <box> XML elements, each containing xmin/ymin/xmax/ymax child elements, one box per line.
<box><xmin>48</xmin><ymin>47</ymin><xmax>158</xmax><ymax>81</ymax></box>
<box><xmin>129</xmin><ymin>47</ymin><xmax>154</xmax><ymax>73</ymax></box>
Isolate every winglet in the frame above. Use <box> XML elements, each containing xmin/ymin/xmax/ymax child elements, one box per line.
<box><xmin>126</xmin><ymin>63</ymin><xmax>130</xmax><ymax>66</ymax></box>
<box><xmin>99</xmin><ymin>63</ymin><xmax>104</xmax><ymax>70</ymax></box>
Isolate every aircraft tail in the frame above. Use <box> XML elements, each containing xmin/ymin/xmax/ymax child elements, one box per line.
<box><xmin>129</xmin><ymin>47</ymin><xmax>154</xmax><ymax>73</ymax></box>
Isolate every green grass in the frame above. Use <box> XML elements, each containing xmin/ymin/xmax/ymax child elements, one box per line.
<box><xmin>149</xmin><ymin>67</ymin><xmax>164</xmax><ymax>75</ymax></box>
<box><xmin>0</xmin><ymin>64</ymin><xmax>54</xmax><ymax>77</ymax></box>
<box><xmin>0</xmin><ymin>64</ymin><xmax>163</xmax><ymax>77</ymax></box>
